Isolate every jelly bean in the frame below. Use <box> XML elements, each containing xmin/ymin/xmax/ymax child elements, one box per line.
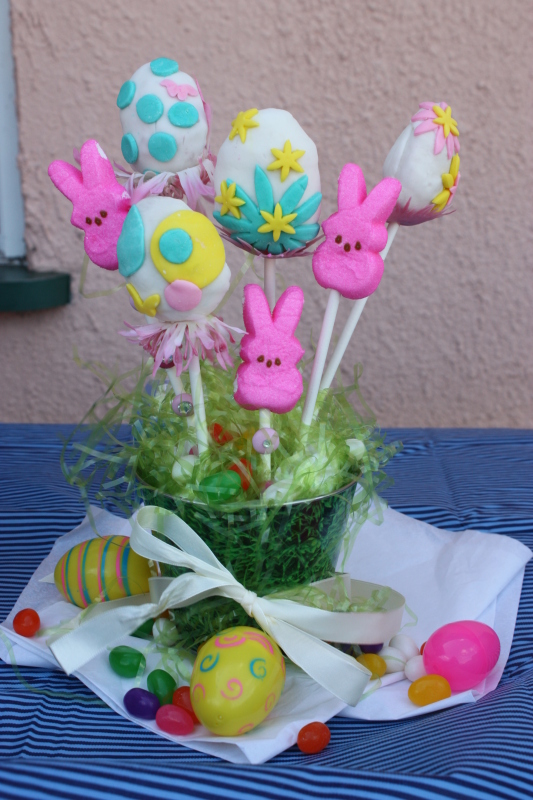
<box><xmin>356</xmin><ymin>653</ymin><xmax>387</xmax><ymax>680</ymax></box>
<box><xmin>378</xmin><ymin>645</ymin><xmax>406</xmax><ymax>673</ymax></box>
<box><xmin>109</xmin><ymin>645</ymin><xmax>146</xmax><ymax>678</ymax></box>
<box><xmin>228</xmin><ymin>458</ymin><xmax>252</xmax><ymax>491</ymax></box>
<box><xmin>156</xmin><ymin>704</ymin><xmax>195</xmax><ymax>736</ymax></box>
<box><xmin>13</xmin><ymin>608</ymin><xmax>40</xmax><ymax>638</ymax></box>
<box><xmin>173</xmin><ymin>686</ymin><xmax>200</xmax><ymax>724</ymax></box>
<box><xmin>172</xmin><ymin>393</ymin><xmax>194</xmax><ymax>417</ymax></box>
<box><xmin>408</xmin><ymin>675</ymin><xmax>451</xmax><ymax>706</ymax></box>
<box><xmin>147</xmin><ymin>669</ymin><xmax>177</xmax><ymax>705</ymax></box>
<box><xmin>389</xmin><ymin>634</ymin><xmax>419</xmax><ymax>662</ymax></box>
<box><xmin>359</xmin><ymin>643</ymin><xmax>383</xmax><ymax>654</ymax></box>
<box><xmin>124</xmin><ymin>687</ymin><xmax>160</xmax><ymax>719</ymax></box>
<box><xmin>297</xmin><ymin>722</ymin><xmax>331</xmax><ymax>754</ymax></box>
<box><xmin>132</xmin><ymin>618</ymin><xmax>155</xmax><ymax>639</ymax></box>
<box><xmin>252</xmin><ymin>427</ymin><xmax>279</xmax><ymax>454</ymax></box>
<box><xmin>198</xmin><ymin>471</ymin><xmax>242</xmax><ymax>503</ymax></box>
<box><xmin>405</xmin><ymin>655</ymin><xmax>427</xmax><ymax>683</ymax></box>
<box><xmin>420</xmin><ymin>641</ymin><xmax>426</xmax><ymax>655</ymax></box>
<box><xmin>209</xmin><ymin>423</ymin><xmax>233</xmax><ymax>444</ymax></box>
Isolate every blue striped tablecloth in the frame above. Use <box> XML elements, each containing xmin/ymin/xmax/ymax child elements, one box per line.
<box><xmin>0</xmin><ymin>425</ymin><xmax>532</xmax><ymax>800</ymax></box>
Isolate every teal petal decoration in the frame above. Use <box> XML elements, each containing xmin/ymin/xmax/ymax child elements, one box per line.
<box><xmin>279</xmin><ymin>175</ymin><xmax>308</xmax><ymax>215</ymax></box>
<box><xmin>254</xmin><ymin>166</ymin><xmax>274</xmax><ymax>214</ymax></box>
<box><xmin>292</xmin><ymin>192</ymin><xmax>322</xmax><ymax>225</ymax></box>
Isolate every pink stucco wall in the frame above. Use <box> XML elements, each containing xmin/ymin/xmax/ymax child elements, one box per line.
<box><xmin>2</xmin><ymin>0</ymin><xmax>532</xmax><ymax>426</ymax></box>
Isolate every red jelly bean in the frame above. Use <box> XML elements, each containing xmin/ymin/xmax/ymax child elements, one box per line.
<box><xmin>297</xmin><ymin>721</ymin><xmax>331</xmax><ymax>754</ymax></box>
<box><xmin>13</xmin><ymin>608</ymin><xmax>40</xmax><ymax>637</ymax></box>
<box><xmin>156</xmin><ymin>703</ymin><xmax>195</xmax><ymax>736</ymax></box>
<box><xmin>228</xmin><ymin>458</ymin><xmax>253</xmax><ymax>491</ymax></box>
<box><xmin>209</xmin><ymin>423</ymin><xmax>233</xmax><ymax>445</ymax></box>
<box><xmin>172</xmin><ymin>686</ymin><xmax>199</xmax><ymax>724</ymax></box>
<box><xmin>420</xmin><ymin>641</ymin><xmax>427</xmax><ymax>655</ymax></box>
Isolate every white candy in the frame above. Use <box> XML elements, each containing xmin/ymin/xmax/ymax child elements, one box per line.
<box><xmin>152</xmin><ymin>617</ymin><xmax>179</xmax><ymax>647</ymax></box>
<box><xmin>389</xmin><ymin>634</ymin><xmax>420</xmax><ymax>662</ymax></box>
<box><xmin>378</xmin><ymin>646</ymin><xmax>407</xmax><ymax>674</ymax></box>
<box><xmin>404</xmin><ymin>655</ymin><xmax>427</xmax><ymax>683</ymax></box>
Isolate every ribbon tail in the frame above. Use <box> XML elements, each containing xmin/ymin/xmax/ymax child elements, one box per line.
<box><xmin>49</xmin><ymin>596</ymin><xmax>157</xmax><ymax>675</ymax></box>
<box><xmin>261</xmin><ymin>615</ymin><xmax>371</xmax><ymax>707</ymax></box>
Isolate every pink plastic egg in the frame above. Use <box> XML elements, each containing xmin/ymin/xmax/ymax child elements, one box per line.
<box><xmin>423</xmin><ymin>621</ymin><xmax>500</xmax><ymax>692</ymax></box>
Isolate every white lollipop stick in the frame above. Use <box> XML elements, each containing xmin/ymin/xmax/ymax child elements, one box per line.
<box><xmin>188</xmin><ymin>354</ymin><xmax>208</xmax><ymax>454</ymax></box>
<box><xmin>165</xmin><ymin>369</ymin><xmax>195</xmax><ymax>431</ymax></box>
<box><xmin>301</xmin><ymin>290</ymin><xmax>340</xmax><ymax>427</ymax></box>
<box><xmin>260</xmin><ymin>256</ymin><xmax>276</xmax><ymax>478</ymax></box>
<box><xmin>320</xmin><ymin>222</ymin><xmax>399</xmax><ymax>391</ymax></box>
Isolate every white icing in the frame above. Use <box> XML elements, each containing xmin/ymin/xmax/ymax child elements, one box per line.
<box><xmin>383</xmin><ymin>118</ymin><xmax>452</xmax><ymax>211</ymax></box>
<box><xmin>214</xmin><ymin>108</ymin><xmax>321</xmax><ymax>226</ymax></box>
<box><xmin>119</xmin><ymin>63</ymin><xmax>208</xmax><ymax>174</ymax></box>
<box><xmin>126</xmin><ymin>196</ymin><xmax>231</xmax><ymax>323</ymax></box>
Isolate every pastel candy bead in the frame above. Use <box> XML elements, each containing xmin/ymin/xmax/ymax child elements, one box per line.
<box><xmin>356</xmin><ymin>653</ymin><xmax>387</xmax><ymax>680</ymax></box>
<box><xmin>168</xmin><ymin>102</ymin><xmax>199</xmax><ymax>128</ymax></box>
<box><xmin>171</xmin><ymin>393</ymin><xmax>194</xmax><ymax>417</ymax></box>
<box><xmin>124</xmin><ymin>687</ymin><xmax>160</xmax><ymax>720</ymax></box>
<box><xmin>109</xmin><ymin>645</ymin><xmax>146</xmax><ymax>678</ymax></box>
<box><xmin>150</xmin><ymin>57</ymin><xmax>179</xmax><ymax>77</ymax></box>
<box><xmin>198</xmin><ymin>471</ymin><xmax>242</xmax><ymax>503</ymax></box>
<box><xmin>190</xmin><ymin>626</ymin><xmax>285</xmax><ymax>736</ymax></box>
<box><xmin>156</xmin><ymin>704</ymin><xmax>195</xmax><ymax>736</ymax></box>
<box><xmin>423</xmin><ymin>620</ymin><xmax>501</xmax><ymax>692</ymax></box>
<box><xmin>389</xmin><ymin>634</ymin><xmax>420</xmax><ymax>662</ymax></box>
<box><xmin>408</xmin><ymin>675</ymin><xmax>451</xmax><ymax>707</ymax></box>
<box><xmin>147</xmin><ymin>669</ymin><xmax>177</xmax><ymax>705</ymax></box>
<box><xmin>252</xmin><ymin>427</ymin><xmax>280</xmax><ymax>454</ymax></box>
<box><xmin>164</xmin><ymin>279</ymin><xmax>202</xmax><ymax>312</ymax></box>
<box><xmin>53</xmin><ymin>535</ymin><xmax>151</xmax><ymax>608</ymax></box>
<box><xmin>378</xmin><ymin>646</ymin><xmax>407</xmax><ymax>673</ymax></box>
<box><xmin>404</xmin><ymin>655</ymin><xmax>427</xmax><ymax>683</ymax></box>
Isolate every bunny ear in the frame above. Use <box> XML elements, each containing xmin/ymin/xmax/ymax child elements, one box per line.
<box><xmin>242</xmin><ymin>283</ymin><xmax>274</xmax><ymax>336</ymax></box>
<box><xmin>79</xmin><ymin>139</ymin><xmax>116</xmax><ymax>189</ymax></box>
<box><xmin>362</xmin><ymin>177</ymin><xmax>402</xmax><ymax>224</ymax></box>
<box><xmin>48</xmin><ymin>160</ymin><xmax>83</xmax><ymax>203</ymax></box>
<box><xmin>272</xmin><ymin>286</ymin><xmax>304</xmax><ymax>337</ymax></box>
<box><xmin>337</xmin><ymin>163</ymin><xmax>367</xmax><ymax>211</ymax></box>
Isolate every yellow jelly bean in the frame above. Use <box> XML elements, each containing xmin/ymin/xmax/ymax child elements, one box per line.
<box><xmin>356</xmin><ymin>653</ymin><xmax>387</xmax><ymax>680</ymax></box>
<box><xmin>408</xmin><ymin>674</ymin><xmax>452</xmax><ymax>706</ymax></box>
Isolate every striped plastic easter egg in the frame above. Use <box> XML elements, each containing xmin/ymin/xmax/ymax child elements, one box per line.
<box><xmin>54</xmin><ymin>536</ymin><xmax>151</xmax><ymax>608</ymax></box>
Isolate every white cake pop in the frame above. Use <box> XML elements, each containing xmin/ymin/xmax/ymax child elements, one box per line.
<box><xmin>117</xmin><ymin>59</ymin><xmax>209</xmax><ymax>176</ymax></box>
<box><xmin>213</xmin><ymin>108</ymin><xmax>322</xmax><ymax>254</ymax></box>
<box><xmin>117</xmin><ymin>196</ymin><xmax>230</xmax><ymax>323</ymax></box>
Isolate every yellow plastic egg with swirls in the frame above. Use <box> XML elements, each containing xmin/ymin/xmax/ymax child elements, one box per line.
<box><xmin>190</xmin><ymin>626</ymin><xmax>285</xmax><ymax>736</ymax></box>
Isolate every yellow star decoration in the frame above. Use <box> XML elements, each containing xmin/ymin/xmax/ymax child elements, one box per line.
<box><xmin>258</xmin><ymin>203</ymin><xmax>298</xmax><ymax>242</ymax></box>
<box><xmin>126</xmin><ymin>284</ymin><xmax>160</xmax><ymax>317</ymax></box>
<box><xmin>228</xmin><ymin>108</ymin><xmax>260</xmax><ymax>143</ymax></box>
<box><xmin>432</xmin><ymin>155</ymin><xmax>460</xmax><ymax>212</ymax></box>
<box><xmin>215</xmin><ymin>180</ymin><xmax>245</xmax><ymax>218</ymax></box>
<box><xmin>267</xmin><ymin>140</ymin><xmax>306</xmax><ymax>182</ymax></box>
<box><xmin>432</xmin><ymin>104</ymin><xmax>459</xmax><ymax>139</ymax></box>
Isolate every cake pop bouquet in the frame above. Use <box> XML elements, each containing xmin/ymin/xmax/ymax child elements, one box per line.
<box><xmin>42</xmin><ymin>57</ymin><xmax>466</xmax><ymax>733</ymax></box>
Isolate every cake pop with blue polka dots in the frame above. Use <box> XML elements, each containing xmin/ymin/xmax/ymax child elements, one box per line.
<box><xmin>118</xmin><ymin>59</ymin><xmax>209</xmax><ymax>177</ymax></box>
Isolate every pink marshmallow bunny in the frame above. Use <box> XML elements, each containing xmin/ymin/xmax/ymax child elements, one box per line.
<box><xmin>312</xmin><ymin>163</ymin><xmax>401</xmax><ymax>300</ymax></box>
<box><xmin>234</xmin><ymin>284</ymin><xmax>305</xmax><ymax>414</ymax></box>
<box><xmin>48</xmin><ymin>139</ymin><xmax>131</xmax><ymax>270</ymax></box>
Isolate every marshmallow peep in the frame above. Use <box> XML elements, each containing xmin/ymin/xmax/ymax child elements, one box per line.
<box><xmin>117</xmin><ymin>196</ymin><xmax>230</xmax><ymax>323</ymax></box>
<box><xmin>118</xmin><ymin>59</ymin><xmax>210</xmax><ymax>177</ymax></box>
<box><xmin>383</xmin><ymin>101</ymin><xmax>461</xmax><ymax>225</ymax></box>
<box><xmin>213</xmin><ymin>108</ymin><xmax>322</xmax><ymax>254</ymax></box>
<box><xmin>312</xmin><ymin>164</ymin><xmax>401</xmax><ymax>300</ymax></box>
<box><xmin>48</xmin><ymin>140</ymin><xmax>131</xmax><ymax>270</ymax></box>
<box><xmin>234</xmin><ymin>284</ymin><xmax>305</xmax><ymax>414</ymax></box>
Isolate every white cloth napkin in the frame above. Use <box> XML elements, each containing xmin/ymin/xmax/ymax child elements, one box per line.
<box><xmin>1</xmin><ymin>505</ymin><xmax>530</xmax><ymax>764</ymax></box>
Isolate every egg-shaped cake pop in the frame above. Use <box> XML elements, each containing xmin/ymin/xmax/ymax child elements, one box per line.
<box><xmin>118</xmin><ymin>59</ymin><xmax>209</xmax><ymax>175</ymax></box>
<box><xmin>213</xmin><ymin>108</ymin><xmax>322</xmax><ymax>254</ymax></box>
<box><xmin>117</xmin><ymin>196</ymin><xmax>231</xmax><ymax>323</ymax></box>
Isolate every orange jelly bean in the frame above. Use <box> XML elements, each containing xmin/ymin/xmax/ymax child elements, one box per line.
<box><xmin>408</xmin><ymin>674</ymin><xmax>451</xmax><ymax>706</ymax></box>
<box><xmin>13</xmin><ymin>608</ymin><xmax>40</xmax><ymax>638</ymax></box>
<box><xmin>356</xmin><ymin>653</ymin><xmax>387</xmax><ymax>680</ymax></box>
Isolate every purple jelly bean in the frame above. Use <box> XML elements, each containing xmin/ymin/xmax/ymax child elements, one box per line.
<box><xmin>359</xmin><ymin>643</ymin><xmax>384</xmax><ymax>654</ymax></box>
<box><xmin>123</xmin><ymin>687</ymin><xmax>160</xmax><ymax>720</ymax></box>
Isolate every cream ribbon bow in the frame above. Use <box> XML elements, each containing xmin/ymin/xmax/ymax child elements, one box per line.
<box><xmin>50</xmin><ymin>505</ymin><xmax>381</xmax><ymax>706</ymax></box>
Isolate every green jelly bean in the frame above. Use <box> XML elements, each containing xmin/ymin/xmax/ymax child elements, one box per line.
<box><xmin>147</xmin><ymin>668</ymin><xmax>177</xmax><ymax>706</ymax></box>
<box><xmin>132</xmin><ymin>618</ymin><xmax>155</xmax><ymax>639</ymax></box>
<box><xmin>198</xmin><ymin>471</ymin><xmax>242</xmax><ymax>503</ymax></box>
<box><xmin>109</xmin><ymin>645</ymin><xmax>146</xmax><ymax>678</ymax></box>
